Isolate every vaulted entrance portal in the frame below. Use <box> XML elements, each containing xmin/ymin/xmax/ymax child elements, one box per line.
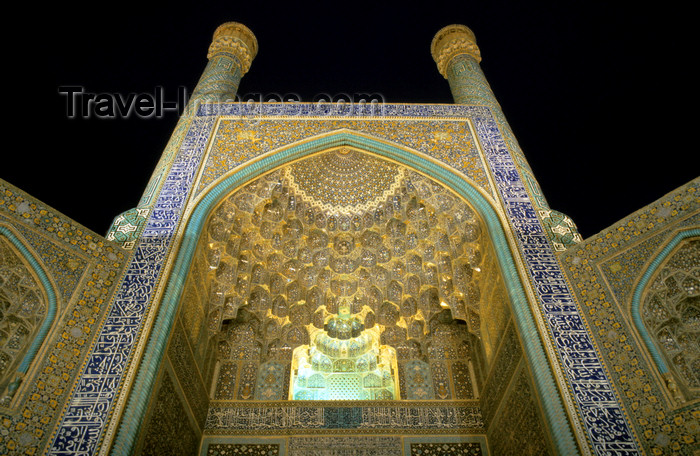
<box><xmin>133</xmin><ymin>142</ymin><xmax>557</xmax><ymax>455</ymax></box>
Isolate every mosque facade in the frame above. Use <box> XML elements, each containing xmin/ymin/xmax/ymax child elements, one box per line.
<box><xmin>0</xmin><ymin>22</ymin><xmax>698</xmax><ymax>455</ymax></box>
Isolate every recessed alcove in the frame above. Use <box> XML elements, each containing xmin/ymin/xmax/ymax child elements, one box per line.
<box><xmin>135</xmin><ymin>146</ymin><xmax>552</xmax><ymax>455</ymax></box>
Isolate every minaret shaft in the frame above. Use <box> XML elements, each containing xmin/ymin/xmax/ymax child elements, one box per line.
<box><xmin>431</xmin><ymin>24</ymin><xmax>582</xmax><ymax>249</ymax></box>
<box><xmin>108</xmin><ymin>22</ymin><xmax>258</xmax><ymax>248</ymax></box>
<box><xmin>189</xmin><ymin>22</ymin><xmax>258</xmax><ymax>104</ymax></box>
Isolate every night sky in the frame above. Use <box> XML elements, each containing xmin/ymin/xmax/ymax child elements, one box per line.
<box><xmin>4</xmin><ymin>2</ymin><xmax>697</xmax><ymax>239</ymax></box>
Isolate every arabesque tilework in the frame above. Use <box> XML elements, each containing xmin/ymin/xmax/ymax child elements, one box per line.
<box><xmin>0</xmin><ymin>182</ymin><xmax>127</xmax><ymax>455</ymax></box>
<box><xmin>2</xmin><ymin>100</ymin><xmax>669</xmax><ymax>455</ymax></box>
<box><xmin>36</xmin><ymin>102</ymin><xmax>631</xmax><ymax>455</ymax></box>
<box><xmin>47</xmin><ymin>116</ymin><xmax>217</xmax><ymax>455</ymax></box>
<box><xmin>196</xmin><ymin>116</ymin><xmax>490</xmax><ymax>200</ymax></box>
<box><xmin>560</xmin><ymin>179</ymin><xmax>700</xmax><ymax>455</ymax></box>
<box><xmin>1</xmin><ymin>21</ymin><xmax>696</xmax><ymax>455</ymax></box>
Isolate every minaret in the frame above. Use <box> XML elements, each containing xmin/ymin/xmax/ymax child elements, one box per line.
<box><xmin>189</xmin><ymin>22</ymin><xmax>258</xmax><ymax>104</ymax></box>
<box><xmin>106</xmin><ymin>22</ymin><xmax>257</xmax><ymax>248</ymax></box>
<box><xmin>430</xmin><ymin>24</ymin><xmax>496</xmax><ymax>108</ymax></box>
<box><xmin>431</xmin><ymin>25</ymin><xmax>582</xmax><ymax>249</ymax></box>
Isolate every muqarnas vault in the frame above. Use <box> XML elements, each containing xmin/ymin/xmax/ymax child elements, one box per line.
<box><xmin>0</xmin><ymin>21</ymin><xmax>698</xmax><ymax>456</ymax></box>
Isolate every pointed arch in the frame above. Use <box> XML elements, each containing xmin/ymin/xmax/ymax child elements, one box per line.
<box><xmin>113</xmin><ymin>128</ymin><xmax>575</xmax><ymax>455</ymax></box>
<box><xmin>0</xmin><ymin>225</ymin><xmax>58</xmax><ymax>400</ymax></box>
<box><xmin>631</xmin><ymin>227</ymin><xmax>700</xmax><ymax>394</ymax></box>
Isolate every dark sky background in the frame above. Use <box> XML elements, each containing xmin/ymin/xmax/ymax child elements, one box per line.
<box><xmin>4</xmin><ymin>2</ymin><xmax>697</xmax><ymax>239</ymax></box>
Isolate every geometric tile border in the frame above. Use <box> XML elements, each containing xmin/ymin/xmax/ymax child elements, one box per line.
<box><xmin>404</xmin><ymin>435</ymin><xmax>487</xmax><ymax>456</ymax></box>
<box><xmin>199</xmin><ymin>435</ymin><xmax>488</xmax><ymax>456</ymax></box>
<box><xmin>200</xmin><ymin>437</ymin><xmax>286</xmax><ymax>456</ymax></box>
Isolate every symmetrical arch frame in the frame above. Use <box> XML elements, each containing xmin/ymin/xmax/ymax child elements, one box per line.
<box><xmin>113</xmin><ymin>128</ymin><xmax>577</xmax><ymax>455</ymax></box>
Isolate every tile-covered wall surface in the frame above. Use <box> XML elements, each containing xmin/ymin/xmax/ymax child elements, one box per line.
<box><xmin>3</xmin><ymin>102</ymin><xmax>695</xmax><ymax>455</ymax></box>
<box><xmin>0</xmin><ymin>182</ymin><xmax>128</xmax><ymax>455</ymax></box>
<box><xmin>559</xmin><ymin>178</ymin><xmax>700</xmax><ymax>455</ymax></box>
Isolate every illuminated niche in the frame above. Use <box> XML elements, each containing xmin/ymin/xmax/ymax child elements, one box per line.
<box><xmin>290</xmin><ymin>299</ymin><xmax>398</xmax><ymax>400</ymax></box>
<box><xmin>187</xmin><ymin>146</ymin><xmax>508</xmax><ymax>403</ymax></box>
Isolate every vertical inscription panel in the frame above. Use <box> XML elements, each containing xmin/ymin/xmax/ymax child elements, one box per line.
<box><xmin>48</xmin><ymin>117</ymin><xmax>216</xmax><ymax>455</ymax></box>
<box><xmin>470</xmin><ymin>107</ymin><xmax>639</xmax><ymax>455</ymax></box>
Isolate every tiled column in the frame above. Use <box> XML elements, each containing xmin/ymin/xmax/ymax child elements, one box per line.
<box><xmin>113</xmin><ymin>23</ymin><xmax>258</xmax><ymax>246</ymax></box>
<box><xmin>189</xmin><ymin>22</ymin><xmax>258</xmax><ymax>104</ymax></box>
<box><xmin>431</xmin><ymin>24</ymin><xmax>498</xmax><ymax>108</ymax></box>
<box><xmin>431</xmin><ymin>24</ymin><xmax>582</xmax><ymax>250</ymax></box>
<box><xmin>431</xmin><ymin>25</ymin><xmax>547</xmax><ymax>206</ymax></box>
